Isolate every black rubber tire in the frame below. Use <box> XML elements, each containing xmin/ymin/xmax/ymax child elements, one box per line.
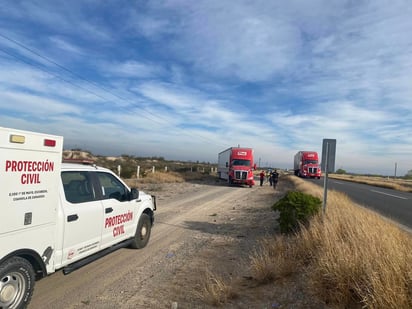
<box><xmin>130</xmin><ymin>213</ymin><xmax>152</xmax><ymax>249</ymax></box>
<box><xmin>0</xmin><ymin>257</ymin><xmax>35</xmax><ymax>309</ymax></box>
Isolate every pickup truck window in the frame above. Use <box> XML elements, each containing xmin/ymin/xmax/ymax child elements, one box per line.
<box><xmin>61</xmin><ymin>172</ymin><xmax>95</xmax><ymax>203</ymax></box>
<box><xmin>96</xmin><ymin>172</ymin><xmax>128</xmax><ymax>201</ymax></box>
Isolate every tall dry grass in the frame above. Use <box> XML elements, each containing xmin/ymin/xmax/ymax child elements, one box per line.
<box><xmin>329</xmin><ymin>174</ymin><xmax>412</xmax><ymax>192</ymax></box>
<box><xmin>197</xmin><ymin>269</ymin><xmax>237</xmax><ymax>306</ymax></box>
<box><xmin>251</xmin><ymin>175</ymin><xmax>412</xmax><ymax>308</ymax></box>
<box><xmin>250</xmin><ymin>235</ymin><xmax>303</xmax><ymax>283</ymax></box>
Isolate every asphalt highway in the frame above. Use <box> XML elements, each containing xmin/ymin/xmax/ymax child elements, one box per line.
<box><xmin>306</xmin><ymin>177</ymin><xmax>412</xmax><ymax>231</ymax></box>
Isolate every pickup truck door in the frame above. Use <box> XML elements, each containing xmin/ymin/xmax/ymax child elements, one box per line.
<box><xmin>60</xmin><ymin>171</ymin><xmax>103</xmax><ymax>265</ymax></box>
<box><xmin>95</xmin><ymin>172</ymin><xmax>137</xmax><ymax>249</ymax></box>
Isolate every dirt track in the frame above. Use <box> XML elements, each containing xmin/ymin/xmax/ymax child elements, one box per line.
<box><xmin>29</xmin><ymin>178</ymin><xmax>319</xmax><ymax>309</ymax></box>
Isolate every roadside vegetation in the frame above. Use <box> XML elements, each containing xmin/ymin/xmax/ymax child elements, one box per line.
<box><xmin>197</xmin><ymin>269</ymin><xmax>237</xmax><ymax>306</ymax></box>
<box><xmin>63</xmin><ymin>149</ymin><xmax>215</xmax><ymax>179</ymax></box>
<box><xmin>249</xmin><ymin>175</ymin><xmax>412</xmax><ymax>308</ymax></box>
<box><xmin>63</xmin><ymin>149</ymin><xmax>217</xmax><ymax>188</ymax></box>
<box><xmin>329</xmin><ymin>173</ymin><xmax>412</xmax><ymax>192</ymax></box>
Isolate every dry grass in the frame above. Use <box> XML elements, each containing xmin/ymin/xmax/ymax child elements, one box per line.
<box><xmin>138</xmin><ymin>171</ymin><xmax>186</xmax><ymax>183</ymax></box>
<box><xmin>123</xmin><ymin>171</ymin><xmax>218</xmax><ymax>188</ymax></box>
<box><xmin>197</xmin><ymin>269</ymin><xmax>237</xmax><ymax>306</ymax></box>
<box><xmin>123</xmin><ymin>171</ymin><xmax>185</xmax><ymax>188</ymax></box>
<box><xmin>251</xmin><ymin>175</ymin><xmax>412</xmax><ymax>308</ymax></box>
<box><xmin>329</xmin><ymin>174</ymin><xmax>412</xmax><ymax>192</ymax></box>
<box><xmin>250</xmin><ymin>236</ymin><xmax>303</xmax><ymax>283</ymax></box>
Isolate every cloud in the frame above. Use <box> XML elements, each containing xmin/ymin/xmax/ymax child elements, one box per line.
<box><xmin>0</xmin><ymin>0</ymin><xmax>411</xmax><ymax>175</ymax></box>
<box><xmin>163</xmin><ymin>2</ymin><xmax>303</xmax><ymax>82</ymax></box>
<box><xmin>104</xmin><ymin>60</ymin><xmax>165</xmax><ymax>79</ymax></box>
<box><xmin>48</xmin><ymin>36</ymin><xmax>85</xmax><ymax>55</ymax></box>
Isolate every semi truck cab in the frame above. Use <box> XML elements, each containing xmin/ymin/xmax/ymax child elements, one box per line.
<box><xmin>218</xmin><ymin>147</ymin><xmax>256</xmax><ymax>187</ymax></box>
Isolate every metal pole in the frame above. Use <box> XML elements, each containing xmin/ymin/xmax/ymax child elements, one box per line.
<box><xmin>394</xmin><ymin>162</ymin><xmax>397</xmax><ymax>179</ymax></box>
<box><xmin>136</xmin><ymin>165</ymin><xmax>140</xmax><ymax>187</ymax></box>
<box><xmin>322</xmin><ymin>142</ymin><xmax>329</xmax><ymax>214</ymax></box>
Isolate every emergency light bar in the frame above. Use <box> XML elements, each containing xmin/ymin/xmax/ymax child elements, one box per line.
<box><xmin>44</xmin><ymin>139</ymin><xmax>56</xmax><ymax>147</ymax></box>
<box><xmin>62</xmin><ymin>158</ymin><xmax>94</xmax><ymax>164</ymax></box>
<box><xmin>10</xmin><ymin>134</ymin><xmax>25</xmax><ymax>144</ymax></box>
<box><xmin>9</xmin><ymin>134</ymin><xmax>57</xmax><ymax>147</ymax></box>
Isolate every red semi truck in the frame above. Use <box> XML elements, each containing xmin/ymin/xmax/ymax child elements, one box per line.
<box><xmin>294</xmin><ymin>151</ymin><xmax>321</xmax><ymax>179</ymax></box>
<box><xmin>218</xmin><ymin>147</ymin><xmax>256</xmax><ymax>187</ymax></box>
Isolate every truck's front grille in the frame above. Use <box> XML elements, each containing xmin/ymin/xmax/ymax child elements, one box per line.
<box><xmin>308</xmin><ymin>167</ymin><xmax>318</xmax><ymax>174</ymax></box>
<box><xmin>235</xmin><ymin>171</ymin><xmax>247</xmax><ymax>179</ymax></box>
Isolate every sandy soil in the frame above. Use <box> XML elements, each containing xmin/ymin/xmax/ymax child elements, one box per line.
<box><xmin>28</xmin><ymin>177</ymin><xmax>326</xmax><ymax>309</ymax></box>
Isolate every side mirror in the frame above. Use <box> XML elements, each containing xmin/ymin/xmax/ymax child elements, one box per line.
<box><xmin>130</xmin><ymin>188</ymin><xmax>139</xmax><ymax>200</ymax></box>
<box><xmin>253</xmin><ymin>164</ymin><xmax>257</xmax><ymax>170</ymax></box>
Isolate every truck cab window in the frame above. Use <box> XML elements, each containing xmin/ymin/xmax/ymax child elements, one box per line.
<box><xmin>61</xmin><ymin>172</ymin><xmax>95</xmax><ymax>203</ymax></box>
<box><xmin>96</xmin><ymin>172</ymin><xmax>128</xmax><ymax>201</ymax></box>
<box><xmin>232</xmin><ymin>159</ymin><xmax>251</xmax><ymax>166</ymax></box>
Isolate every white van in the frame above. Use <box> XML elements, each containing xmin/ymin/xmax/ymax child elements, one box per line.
<box><xmin>0</xmin><ymin>127</ymin><xmax>156</xmax><ymax>308</ymax></box>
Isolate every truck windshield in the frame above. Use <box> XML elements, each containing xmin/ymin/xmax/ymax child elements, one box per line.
<box><xmin>232</xmin><ymin>159</ymin><xmax>251</xmax><ymax>166</ymax></box>
<box><xmin>304</xmin><ymin>160</ymin><xmax>318</xmax><ymax>164</ymax></box>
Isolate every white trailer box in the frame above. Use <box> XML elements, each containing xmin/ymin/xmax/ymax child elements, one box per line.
<box><xmin>217</xmin><ymin>147</ymin><xmax>231</xmax><ymax>180</ymax></box>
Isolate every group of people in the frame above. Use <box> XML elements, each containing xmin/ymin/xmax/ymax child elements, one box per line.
<box><xmin>259</xmin><ymin>169</ymin><xmax>279</xmax><ymax>188</ymax></box>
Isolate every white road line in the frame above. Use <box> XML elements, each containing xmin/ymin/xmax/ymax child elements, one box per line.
<box><xmin>370</xmin><ymin>190</ymin><xmax>408</xmax><ymax>200</ymax></box>
<box><xmin>332</xmin><ymin>181</ymin><xmax>345</xmax><ymax>184</ymax></box>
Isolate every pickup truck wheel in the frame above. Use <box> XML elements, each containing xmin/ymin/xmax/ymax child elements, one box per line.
<box><xmin>0</xmin><ymin>257</ymin><xmax>35</xmax><ymax>309</ymax></box>
<box><xmin>130</xmin><ymin>213</ymin><xmax>151</xmax><ymax>249</ymax></box>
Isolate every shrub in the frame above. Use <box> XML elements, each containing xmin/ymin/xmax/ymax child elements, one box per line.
<box><xmin>272</xmin><ymin>191</ymin><xmax>322</xmax><ymax>233</ymax></box>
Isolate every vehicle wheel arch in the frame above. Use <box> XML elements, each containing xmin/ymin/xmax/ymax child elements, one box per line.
<box><xmin>143</xmin><ymin>208</ymin><xmax>155</xmax><ymax>226</ymax></box>
<box><xmin>1</xmin><ymin>249</ymin><xmax>47</xmax><ymax>280</ymax></box>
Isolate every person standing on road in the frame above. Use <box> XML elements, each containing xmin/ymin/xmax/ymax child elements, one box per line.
<box><xmin>259</xmin><ymin>170</ymin><xmax>265</xmax><ymax>186</ymax></box>
<box><xmin>271</xmin><ymin>170</ymin><xmax>279</xmax><ymax>189</ymax></box>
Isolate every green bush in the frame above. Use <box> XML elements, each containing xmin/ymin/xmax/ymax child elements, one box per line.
<box><xmin>272</xmin><ymin>191</ymin><xmax>322</xmax><ymax>233</ymax></box>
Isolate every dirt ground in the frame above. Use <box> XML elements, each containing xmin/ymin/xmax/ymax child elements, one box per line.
<box><xmin>29</xmin><ymin>177</ymin><xmax>327</xmax><ymax>309</ymax></box>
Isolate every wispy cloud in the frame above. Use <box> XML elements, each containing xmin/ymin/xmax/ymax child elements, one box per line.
<box><xmin>0</xmin><ymin>0</ymin><xmax>411</xmax><ymax>175</ymax></box>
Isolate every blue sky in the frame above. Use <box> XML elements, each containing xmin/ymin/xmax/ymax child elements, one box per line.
<box><xmin>0</xmin><ymin>1</ymin><xmax>411</xmax><ymax>176</ymax></box>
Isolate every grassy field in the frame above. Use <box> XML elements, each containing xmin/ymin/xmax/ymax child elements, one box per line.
<box><xmin>123</xmin><ymin>170</ymin><xmax>217</xmax><ymax>189</ymax></box>
<box><xmin>250</xmin><ymin>175</ymin><xmax>412</xmax><ymax>308</ymax></box>
<box><xmin>329</xmin><ymin>173</ymin><xmax>412</xmax><ymax>192</ymax></box>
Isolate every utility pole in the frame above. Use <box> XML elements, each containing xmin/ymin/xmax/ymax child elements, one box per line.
<box><xmin>394</xmin><ymin>162</ymin><xmax>397</xmax><ymax>179</ymax></box>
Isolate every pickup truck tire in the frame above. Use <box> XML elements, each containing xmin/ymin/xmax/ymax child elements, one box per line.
<box><xmin>130</xmin><ymin>213</ymin><xmax>151</xmax><ymax>249</ymax></box>
<box><xmin>0</xmin><ymin>256</ymin><xmax>35</xmax><ymax>309</ymax></box>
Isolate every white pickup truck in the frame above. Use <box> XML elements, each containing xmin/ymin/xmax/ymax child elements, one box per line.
<box><xmin>0</xmin><ymin>127</ymin><xmax>156</xmax><ymax>309</ymax></box>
